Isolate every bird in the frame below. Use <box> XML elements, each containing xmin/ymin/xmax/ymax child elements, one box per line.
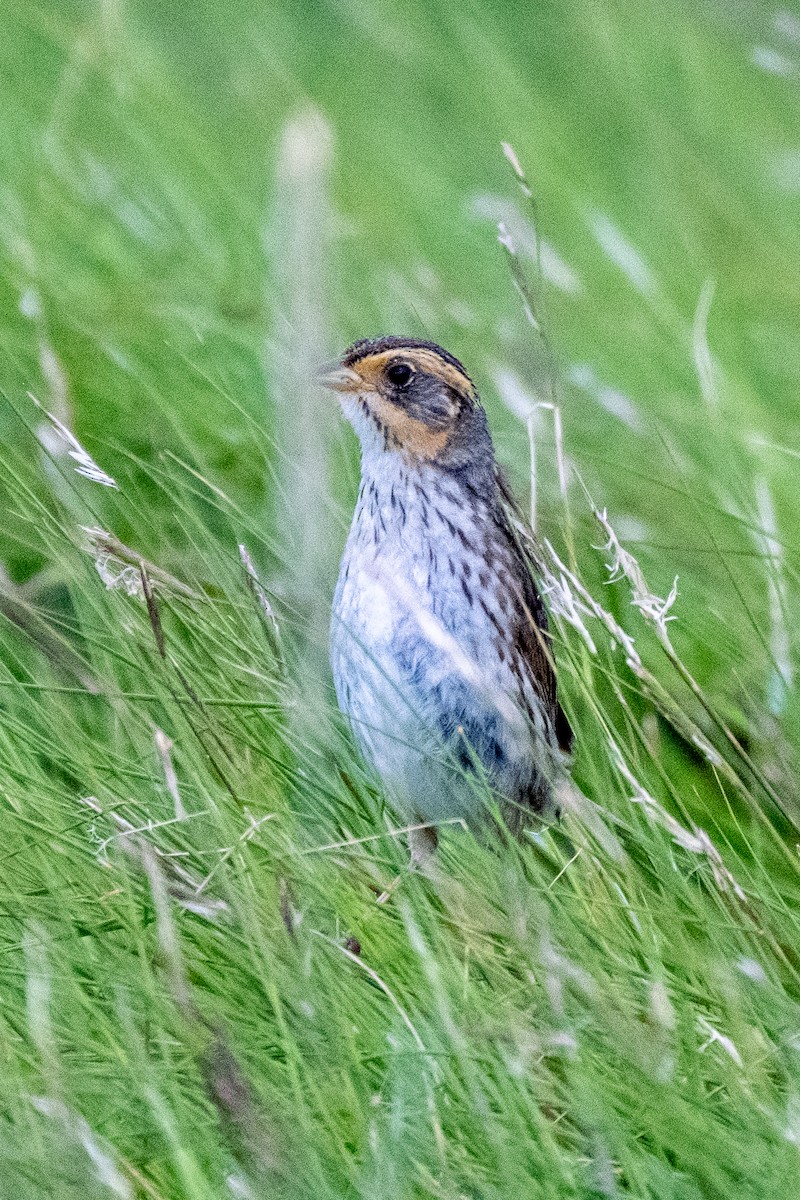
<box><xmin>319</xmin><ymin>335</ymin><xmax>572</xmax><ymax>867</ymax></box>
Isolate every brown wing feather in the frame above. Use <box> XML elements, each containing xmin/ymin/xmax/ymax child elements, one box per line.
<box><xmin>494</xmin><ymin>468</ymin><xmax>573</xmax><ymax>755</ymax></box>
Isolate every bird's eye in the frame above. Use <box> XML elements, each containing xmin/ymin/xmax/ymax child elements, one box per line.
<box><xmin>386</xmin><ymin>361</ymin><xmax>414</xmax><ymax>389</ymax></box>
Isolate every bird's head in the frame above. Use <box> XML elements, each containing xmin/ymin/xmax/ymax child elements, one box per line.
<box><xmin>318</xmin><ymin>336</ymin><xmax>493</xmax><ymax>473</ymax></box>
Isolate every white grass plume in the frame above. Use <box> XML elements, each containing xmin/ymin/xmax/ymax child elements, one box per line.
<box><xmin>32</xmin><ymin>394</ymin><xmax>118</xmax><ymax>488</ymax></box>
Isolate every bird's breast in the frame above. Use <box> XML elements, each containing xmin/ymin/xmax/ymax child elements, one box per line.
<box><xmin>329</xmin><ymin>462</ymin><xmax>557</xmax><ymax>823</ymax></box>
<box><xmin>332</xmin><ymin>466</ymin><xmax>521</xmax><ymax>676</ymax></box>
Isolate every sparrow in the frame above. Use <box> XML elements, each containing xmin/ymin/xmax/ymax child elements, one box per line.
<box><xmin>320</xmin><ymin>336</ymin><xmax>572</xmax><ymax>866</ymax></box>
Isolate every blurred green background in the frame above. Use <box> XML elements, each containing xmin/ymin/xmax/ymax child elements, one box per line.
<box><xmin>3</xmin><ymin>1</ymin><xmax>800</xmax><ymax>1196</ymax></box>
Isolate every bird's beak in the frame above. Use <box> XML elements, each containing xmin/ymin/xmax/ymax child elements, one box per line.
<box><xmin>315</xmin><ymin>362</ymin><xmax>363</xmax><ymax>393</ymax></box>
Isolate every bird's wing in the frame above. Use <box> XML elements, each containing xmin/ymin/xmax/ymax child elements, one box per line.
<box><xmin>494</xmin><ymin>467</ymin><xmax>574</xmax><ymax>755</ymax></box>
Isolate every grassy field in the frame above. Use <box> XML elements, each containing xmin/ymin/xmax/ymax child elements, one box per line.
<box><xmin>2</xmin><ymin>0</ymin><xmax>800</xmax><ymax>1196</ymax></box>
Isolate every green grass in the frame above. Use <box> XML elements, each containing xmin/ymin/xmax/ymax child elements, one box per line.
<box><xmin>2</xmin><ymin>0</ymin><xmax>800</xmax><ymax>1195</ymax></box>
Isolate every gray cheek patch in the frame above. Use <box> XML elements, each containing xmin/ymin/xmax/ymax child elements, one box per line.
<box><xmin>396</xmin><ymin>376</ymin><xmax>458</xmax><ymax>429</ymax></box>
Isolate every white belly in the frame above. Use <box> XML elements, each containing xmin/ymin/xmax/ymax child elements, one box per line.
<box><xmin>331</xmin><ymin>551</ymin><xmax>544</xmax><ymax>826</ymax></box>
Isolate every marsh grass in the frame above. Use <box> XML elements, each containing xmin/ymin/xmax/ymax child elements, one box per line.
<box><xmin>2</xmin><ymin>1</ymin><xmax>800</xmax><ymax>1196</ymax></box>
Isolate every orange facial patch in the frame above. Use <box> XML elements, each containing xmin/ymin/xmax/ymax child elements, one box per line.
<box><xmin>353</xmin><ymin>348</ymin><xmax>474</xmax><ymax>404</ymax></box>
<box><xmin>366</xmin><ymin>394</ymin><xmax>452</xmax><ymax>460</ymax></box>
